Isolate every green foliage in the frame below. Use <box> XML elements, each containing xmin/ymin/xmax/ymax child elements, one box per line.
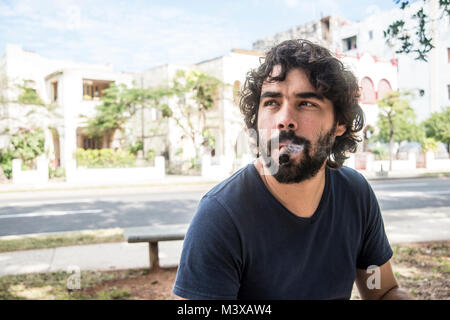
<box><xmin>173</xmin><ymin>70</ymin><xmax>222</xmax><ymax>112</ymax></box>
<box><xmin>17</xmin><ymin>84</ymin><xmax>44</xmax><ymax>106</ymax></box>
<box><xmin>0</xmin><ymin>149</ymin><xmax>13</xmax><ymax>178</ymax></box>
<box><xmin>0</xmin><ymin>129</ymin><xmax>45</xmax><ymax>178</ymax></box>
<box><xmin>86</xmin><ymin>84</ymin><xmax>132</xmax><ymax>137</ymax></box>
<box><xmin>175</xmin><ymin>147</ymin><xmax>183</xmax><ymax>156</ymax></box>
<box><xmin>145</xmin><ymin>148</ymin><xmax>156</xmax><ymax>162</ymax></box>
<box><xmin>421</xmin><ymin>137</ymin><xmax>439</xmax><ymax>152</ymax></box>
<box><xmin>85</xmin><ymin>71</ymin><xmax>222</xmax><ymax>162</ymax></box>
<box><xmin>169</xmin><ymin>70</ymin><xmax>223</xmax><ymax>159</ymax></box>
<box><xmin>189</xmin><ymin>157</ymin><xmax>201</xmax><ymax>170</ymax></box>
<box><xmin>75</xmin><ymin>148</ymin><xmax>136</xmax><ymax>168</ymax></box>
<box><xmin>369</xmin><ymin>145</ymin><xmax>389</xmax><ymax>160</ymax></box>
<box><xmin>87</xmin><ymin>84</ymin><xmax>173</xmax><ymax>139</ymax></box>
<box><xmin>9</xmin><ymin>129</ymin><xmax>45</xmax><ymax>165</ymax></box>
<box><xmin>384</xmin><ymin>0</ymin><xmax>449</xmax><ymax>61</ymax></box>
<box><xmin>128</xmin><ymin>140</ymin><xmax>143</xmax><ymax>156</ymax></box>
<box><xmin>49</xmin><ymin>166</ymin><xmax>65</xmax><ymax>179</ymax></box>
<box><xmin>202</xmin><ymin>129</ymin><xmax>216</xmax><ymax>150</ymax></box>
<box><xmin>375</xmin><ymin>91</ymin><xmax>425</xmax><ymax>144</ymax></box>
<box><xmin>422</xmin><ymin>107</ymin><xmax>450</xmax><ymax>151</ymax></box>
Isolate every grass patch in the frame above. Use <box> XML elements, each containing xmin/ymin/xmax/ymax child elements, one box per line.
<box><xmin>419</xmin><ymin>172</ymin><xmax>450</xmax><ymax>178</ymax></box>
<box><xmin>2</xmin><ymin>241</ymin><xmax>448</xmax><ymax>300</ymax></box>
<box><xmin>351</xmin><ymin>240</ymin><xmax>449</xmax><ymax>300</ymax></box>
<box><xmin>0</xmin><ymin>228</ymin><xmax>124</xmax><ymax>253</ymax></box>
<box><xmin>0</xmin><ymin>269</ymin><xmax>149</xmax><ymax>300</ymax></box>
<box><xmin>94</xmin><ymin>287</ymin><xmax>132</xmax><ymax>300</ymax></box>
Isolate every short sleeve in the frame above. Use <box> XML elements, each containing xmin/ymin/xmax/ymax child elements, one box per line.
<box><xmin>173</xmin><ymin>195</ymin><xmax>242</xmax><ymax>299</ymax></box>
<box><xmin>356</xmin><ymin>183</ymin><xmax>393</xmax><ymax>269</ymax></box>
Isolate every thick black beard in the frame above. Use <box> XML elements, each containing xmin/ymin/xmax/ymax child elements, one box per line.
<box><xmin>262</xmin><ymin>127</ymin><xmax>336</xmax><ymax>184</ymax></box>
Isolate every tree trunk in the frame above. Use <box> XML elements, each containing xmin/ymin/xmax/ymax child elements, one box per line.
<box><xmin>389</xmin><ymin>118</ymin><xmax>394</xmax><ymax>171</ymax></box>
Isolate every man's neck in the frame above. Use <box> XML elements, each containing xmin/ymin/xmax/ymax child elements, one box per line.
<box><xmin>254</xmin><ymin>158</ymin><xmax>327</xmax><ymax>218</ymax></box>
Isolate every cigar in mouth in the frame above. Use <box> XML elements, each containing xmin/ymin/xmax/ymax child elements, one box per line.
<box><xmin>278</xmin><ymin>144</ymin><xmax>304</xmax><ymax>165</ymax></box>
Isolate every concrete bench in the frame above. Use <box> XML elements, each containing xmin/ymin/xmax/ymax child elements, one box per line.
<box><xmin>124</xmin><ymin>224</ymin><xmax>189</xmax><ymax>270</ymax></box>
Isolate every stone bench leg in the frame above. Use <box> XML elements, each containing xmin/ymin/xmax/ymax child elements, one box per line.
<box><xmin>149</xmin><ymin>241</ymin><xmax>159</xmax><ymax>271</ymax></box>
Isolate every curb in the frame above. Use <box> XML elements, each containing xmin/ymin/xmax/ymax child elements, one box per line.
<box><xmin>0</xmin><ymin>172</ymin><xmax>448</xmax><ymax>193</ymax></box>
<box><xmin>366</xmin><ymin>173</ymin><xmax>450</xmax><ymax>182</ymax></box>
<box><xmin>0</xmin><ymin>179</ymin><xmax>221</xmax><ymax>194</ymax></box>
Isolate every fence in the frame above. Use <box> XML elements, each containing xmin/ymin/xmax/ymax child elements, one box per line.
<box><xmin>201</xmin><ymin>155</ymin><xmax>234</xmax><ymax>180</ymax></box>
<box><xmin>346</xmin><ymin>152</ymin><xmax>450</xmax><ymax>172</ymax></box>
<box><xmin>12</xmin><ymin>156</ymin><xmax>49</xmax><ymax>184</ymax></box>
<box><xmin>65</xmin><ymin>156</ymin><xmax>165</xmax><ymax>184</ymax></box>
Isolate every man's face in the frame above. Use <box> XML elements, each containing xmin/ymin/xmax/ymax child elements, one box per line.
<box><xmin>257</xmin><ymin>66</ymin><xmax>346</xmax><ymax>183</ymax></box>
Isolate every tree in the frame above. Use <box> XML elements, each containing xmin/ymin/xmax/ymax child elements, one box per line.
<box><xmin>86</xmin><ymin>84</ymin><xmax>137</xmax><ymax>146</ymax></box>
<box><xmin>384</xmin><ymin>0</ymin><xmax>449</xmax><ymax>61</ymax></box>
<box><xmin>0</xmin><ymin>128</ymin><xmax>45</xmax><ymax>178</ymax></box>
<box><xmin>86</xmin><ymin>83</ymin><xmax>171</xmax><ymax>152</ymax></box>
<box><xmin>164</xmin><ymin>70</ymin><xmax>223</xmax><ymax>161</ymax></box>
<box><xmin>422</xmin><ymin>107</ymin><xmax>450</xmax><ymax>152</ymax></box>
<box><xmin>0</xmin><ymin>70</ymin><xmax>61</xmax><ymax>179</ymax></box>
<box><xmin>16</xmin><ymin>82</ymin><xmax>44</xmax><ymax>106</ymax></box>
<box><xmin>375</xmin><ymin>91</ymin><xmax>425</xmax><ymax>170</ymax></box>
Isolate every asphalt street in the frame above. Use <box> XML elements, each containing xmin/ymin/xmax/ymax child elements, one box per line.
<box><xmin>0</xmin><ymin>177</ymin><xmax>449</xmax><ymax>241</ymax></box>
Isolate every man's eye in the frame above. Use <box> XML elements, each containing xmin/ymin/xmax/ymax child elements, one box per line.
<box><xmin>299</xmin><ymin>101</ymin><xmax>316</xmax><ymax>108</ymax></box>
<box><xmin>263</xmin><ymin>100</ymin><xmax>278</xmax><ymax>107</ymax></box>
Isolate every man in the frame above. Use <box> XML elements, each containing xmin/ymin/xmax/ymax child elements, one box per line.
<box><xmin>173</xmin><ymin>39</ymin><xmax>410</xmax><ymax>300</ymax></box>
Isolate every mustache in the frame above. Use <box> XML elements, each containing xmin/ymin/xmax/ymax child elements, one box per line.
<box><xmin>268</xmin><ymin>130</ymin><xmax>310</xmax><ymax>150</ymax></box>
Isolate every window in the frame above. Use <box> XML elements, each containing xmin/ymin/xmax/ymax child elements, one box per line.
<box><xmin>448</xmin><ymin>85</ymin><xmax>450</xmax><ymax>99</ymax></box>
<box><xmin>360</xmin><ymin>77</ymin><xmax>376</xmax><ymax>104</ymax></box>
<box><xmin>51</xmin><ymin>81</ymin><xmax>58</xmax><ymax>102</ymax></box>
<box><xmin>233</xmin><ymin>80</ymin><xmax>241</xmax><ymax>105</ymax></box>
<box><xmin>321</xmin><ymin>17</ymin><xmax>331</xmax><ymax>42</ymax></box>
<box><xmin>377</xmin><ymin>79</ymin><xmax>392</xmax><ymax>100</ymax></box>
<box><xmin>82</xmin><ymin>79</ymin><xmax>112</xmax><ymax>100</ymax></box>
<box><xmin>369</xmin><ymin>30</ymin><xmax>373</xmax><ymax>40</ymax></box>
<box><xmin>448</xmin><ymin>48</ymin><xmax>450</xmax><ymax>63</ymax></box>
<box><xmin>82</xmin><ymin>136</ymin><xmax>102</xmax><ymax>149</ymax></box>
<box><xmin>342</xmin><ymin>36</ymin><xmax>357</xmax><ymax>51</ymax></box>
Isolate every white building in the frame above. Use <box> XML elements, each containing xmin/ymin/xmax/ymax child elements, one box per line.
<box><xmin>0</xmin><ymin>44</ymin><xmax>264</xmax><ymax>176</ymax></box>
<box><xmin>253</xmin><ymin>0</ymin><xmax>450</xmax><ymax>122</ymax></box>
<box><xmin>135</xmin><ymin>49</ymin><xmax>262</xmax><ymax>167</ymax></box>
<box><xmin>0</xmin><ymin>44</ymin><xmax>133</xmax><ymax>169</ymax></box>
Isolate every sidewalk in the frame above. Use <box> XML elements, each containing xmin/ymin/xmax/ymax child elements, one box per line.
<box><xmin>1</xmin><ymin>222</ymin><xmax>449</xmax><ymax>277</ymax></box>
<box><xmin>0</xmin><ymin>241</ymin><xmax>183</xmax><ymax>276</ymax></box>
<box><xmin>0</xmin><ymin>174</ymin><xmax>222</xmax><ymax>193</ymax></box>
<box><xmin>1</xmin><ymin>168</ymin><xmax>449</xmax><ymax>193</ymax></box>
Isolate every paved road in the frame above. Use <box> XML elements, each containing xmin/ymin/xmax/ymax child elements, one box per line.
<box><xmin>369</xmin><ymin>178</ymin><xmax>450</xmax><ymax>243</ymax></box>
<box><xmin>0</xmin><ymin>178</ymin><xmax>449</xmax><ymax>242</ymax></box>
<box><xmin>0</xmin><ymin>184</ymin><xmax>212</xmax><ymax>236</ymax></box>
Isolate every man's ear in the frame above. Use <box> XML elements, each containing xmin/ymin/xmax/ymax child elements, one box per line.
<box><xmin>335</xmin><ymin>123</ymin><xmax>346</xmax><ymax>137</ymax></box>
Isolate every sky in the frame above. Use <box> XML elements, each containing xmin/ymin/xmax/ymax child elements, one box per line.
<box><xmin>0</xmin><ymin>0</ymin><xmax>402</xmax><ymax>72</ymax></box>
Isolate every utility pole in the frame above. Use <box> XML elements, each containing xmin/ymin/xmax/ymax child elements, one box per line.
<box><xmin>140</xmin><ymin>75</ymin><xmax>145</xmax><ymax>157</ymax></box>
<box><xmin>429</xmin><ymin>0</ymin><xmax>438</xmax><ymax>113</ymax></box>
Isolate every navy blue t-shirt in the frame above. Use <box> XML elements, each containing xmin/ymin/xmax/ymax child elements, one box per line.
<box><xmin>173</xmin><ymin>163</ymin><xmax>393</xmax><ymax>300</ymax></box>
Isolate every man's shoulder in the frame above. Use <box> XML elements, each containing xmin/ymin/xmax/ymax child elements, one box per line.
<box><xmin>205</xmin><ymin>163</ymin><xmax>256</xmax><ymax>200</ymax></box>
<box><xmin>330</xmin><ymin>165</ymin><xmax>372</xmax><ymax>196</ymax></box>
<box><xmin>331</xmin><ymin>165</ymin><xmax>369</xmax><ymax>186</ymax></box>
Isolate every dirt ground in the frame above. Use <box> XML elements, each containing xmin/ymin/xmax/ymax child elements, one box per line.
<box><xmin>73</xmin><ymin>240</ymin><xmax>449</xmax><ymax>300</ymax></box>
<box><xmin>79</xmin><ymin>266</ymin><xmax>181</xmax><ymax>300</ymax></box>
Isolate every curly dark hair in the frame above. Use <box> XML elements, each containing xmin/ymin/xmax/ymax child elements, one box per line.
<box><xmin>240</xmin><ymin>39</ymin><xmax>364</xmax><ymax>169</ymax></box>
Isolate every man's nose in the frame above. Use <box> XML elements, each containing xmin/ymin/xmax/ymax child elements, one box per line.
<box><xmin>276</xmin><ymin>105</ymin><xmax>298</xmax><ymax>131</ymax></box>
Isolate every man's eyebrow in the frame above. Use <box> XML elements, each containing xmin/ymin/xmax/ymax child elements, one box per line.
<box><xmin>295</xmin><ymin>92</ymin><xmax>324</xmax><ymax>101</ymax></box>
<box><xmin>260</xmin><ymin>91</ymin><xmax>282</xmax><ymax>99</ymax></box>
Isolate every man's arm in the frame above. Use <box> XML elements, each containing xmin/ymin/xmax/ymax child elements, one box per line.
<box><xmin>355</xmin><ymin>259</ymin><xmax>411</xmax><ymax>300</ymax></box>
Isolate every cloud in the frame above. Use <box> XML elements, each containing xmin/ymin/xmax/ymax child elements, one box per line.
<box><xmin>365</xmin><ymin>4</ymin><xmax>381</xmax><ymax>17</ymax></box>
<box><xmin>281</xmin><ymin>0</ymin><xmax>300</xmax><ymax>8</ymax></box>
<box><xmin>0</xmin><ymin>0</ymin><xmax>247</xmax><ymax>71</ymax></box>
